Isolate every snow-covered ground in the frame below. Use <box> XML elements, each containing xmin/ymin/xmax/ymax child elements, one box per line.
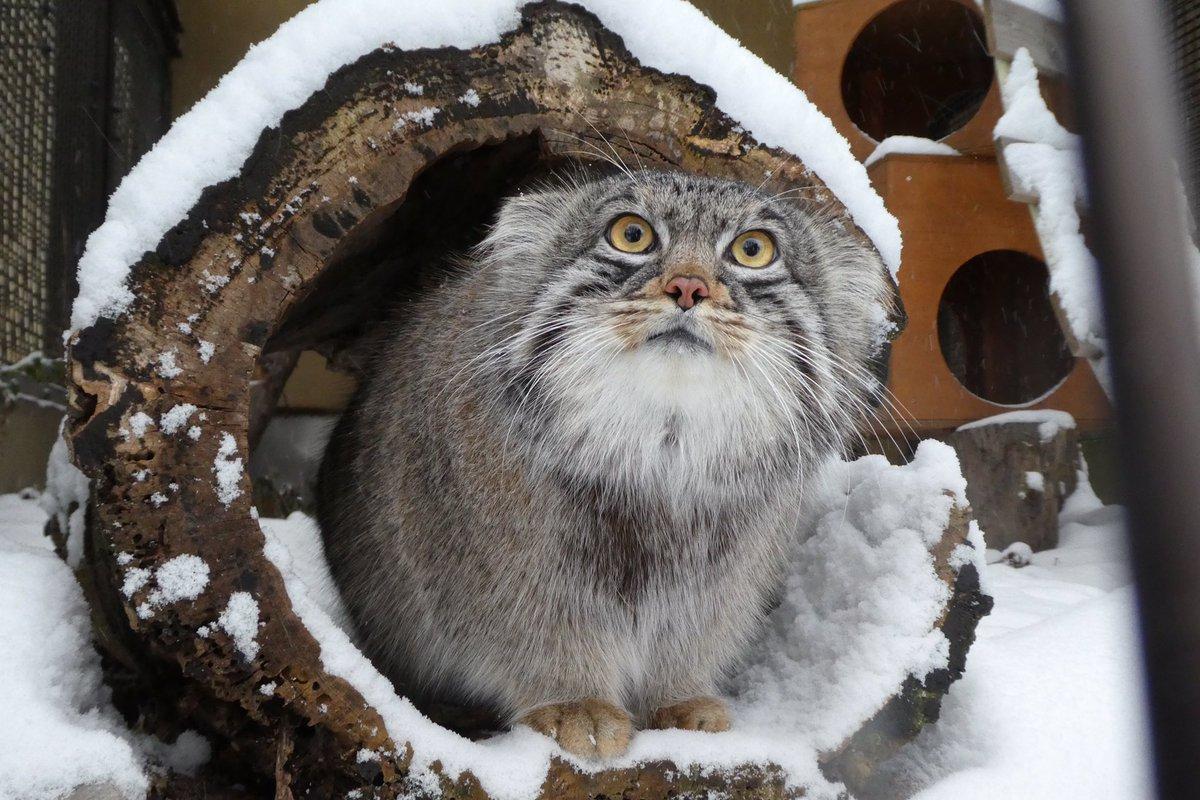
<box><xmin>868</xmin><ymin>472</ymin><xmax>1154</xmax><ymax>800</ymax></box>
<box><xmin>0</xmin><ymin>494</ymin><xmax>208</xmax><ymax>800</ymax></box>
<box><xmin>0</xmin><ymin>451</ymin><xmax>1152</xmax><ymax>799</ymax></box>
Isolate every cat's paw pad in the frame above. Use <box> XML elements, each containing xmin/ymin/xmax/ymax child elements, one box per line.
<box><xmin>649</xmin><ymin>696</ymin><xmax>731</xmax><ymax>732</ymax></box>
<box><xmin>518</xmin><ymin>699</ymin><xmax>633</xmax><ymax>759</ymax></box>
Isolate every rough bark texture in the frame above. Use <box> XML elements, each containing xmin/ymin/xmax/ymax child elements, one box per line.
<box><xmin>60</xmin><ymin>3</ymin><xmax>985</xmax><ymax>797</ymax></box>
<box><xmin>949</xmin><ymin>421</ymin><xmax>1080</xmax><ymax>552</ymax></box>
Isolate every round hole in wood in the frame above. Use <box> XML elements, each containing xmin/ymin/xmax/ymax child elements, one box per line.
<box><xmin>937</xmin><ymin>249</ymin><xmax>1074</xmax><ymax>406</ymax></box>
<box><xmin>841</xmin><ymin>0</ymin><xmax>994</xmax><ymax>142</ymax></box>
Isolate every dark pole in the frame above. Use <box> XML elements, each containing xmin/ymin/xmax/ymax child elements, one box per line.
<box><xmin>1061</xmin><ymin>2</ymin><xmax>1200</xmax><ymax>797</ymax></box>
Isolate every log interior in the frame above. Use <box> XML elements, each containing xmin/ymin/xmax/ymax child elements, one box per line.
<box><xmin>267</xmin><ymin>131</ymin><xmax>583</xmax><ymax>368</ymax></box>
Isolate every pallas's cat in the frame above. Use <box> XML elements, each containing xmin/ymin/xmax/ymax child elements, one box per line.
<box><xmin>318</xmin><ymin>169</ymin><xmax>896</xmax><ymax>758</ymax></box>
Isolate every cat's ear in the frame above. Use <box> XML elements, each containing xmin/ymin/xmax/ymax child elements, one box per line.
<box><xmin>810</xmin><ymin>227</ymin><xmax>904</xmax><ymax>383</ymax></box>
<box><xmin>496</xmin><ymin>184</ymin><xmax>577</xmax><ymax>230</ymax></box>
<box><xmin>477</xmin><ymin>183</ymin><xmax>582</xmax><ymax>261</ymax></box>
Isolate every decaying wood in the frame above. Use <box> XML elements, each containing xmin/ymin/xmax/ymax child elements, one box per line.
<box><xmin>949</xmin><ymin>419</ymin><xmax>1080</xmax><ymax>552</ymax></box>
<box><xmin>984</xmin><ymin>0</ymin><xmax>1068</xmax><ymax>77</ymax></box>
<box><xmin>61</xmin><ymin>2</ymin><xmax>983</xmax><ymax>796</ymax></box>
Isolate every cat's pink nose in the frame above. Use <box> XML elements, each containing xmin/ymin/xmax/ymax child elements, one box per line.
<box><xmin>664</xmin><ymin>276</ymin><xmax>710</xmax><ymax>310</ymax></box>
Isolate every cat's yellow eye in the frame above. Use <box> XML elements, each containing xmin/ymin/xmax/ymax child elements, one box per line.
<box><xmin>731</xmin><ymin>230</ymin><xmax>776</xmax><ymax>268</ymax></box>
<box><xmin>608</xmin><ymin>214</ymin><xmax>655</xmax><ymax>254</ymax></box>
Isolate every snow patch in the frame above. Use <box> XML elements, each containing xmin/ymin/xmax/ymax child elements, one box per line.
<box><xmin>993</xmin><ymin>48</ymin><xmax>1112</xmax><ymax>393</ymax></box>
<box><xmin>872</xmin><ymin>470</ymin><xmax>1151</xmax><ymax>800</ymax></box>
<box><xmin>218</xmin><ymin>592</ymin><xmax>261</xmax><ymax>662</ymax></box>
<box><xmin>213</xmin><ymin>433</ymin><xmax>244</xmax><ymax>507</ymax></box>
<box><xmin>956</xmin><ymin>409</ymin><xmax>1076</xmax><ymax>442</ymax></box>
<box><xmin>138</xmin><ymin>730</ymin><xmax>212</xmax><ymax>778</ymax></box>
<box><xmin>864</xmin><ymin>135</ymin><xmax>959</xmax><ymax>168</ymax></box>
<box><xmin>731</xmin><ymin>441</ymin><xmax>971</xmax><ymax>749</ymax></box>
<box><xmin>156</xmin><ymin>350</ymin><xmax>182</xmax><ymax>379</ymax></box>
<box><xmin>1001</xmin><ymin>541</ymin><xmax>1034</xmax><ymax>567</ymax></box>
<box><xmin>146</xmin><ymin>554</ymin><xmax>211</xmax><ymax>607</ymax></box>
<box><xmin>995</xmin><ymin>49</ymin><xmax>1077</xmax><ymax>150</ymax></box>
<box><xmin>127</xmin><ymin>411</ymin><xmax>155</xmax><ymax>439</ymax></box>
<box><xmin>0</xmin><ymin>496</ymin><xmax>150</xmax><ymax>799</ymax></box>
<box><xmin>121</xmin><ymin>567</ymin><xmax>152</xmax><ymax>599</ymax></box>
<box><xmin>131</xmin><ymin>554</ymin><xmax>211</xmax><ymax>618</ymax></box>
<box><xmin>160</xmin><ymin>403</ymin><xmax>198</xmax><ymax>436</ymax></box>
<box><xmin>39</xmin><ymin>425</ymin><xmax>91</xmax><ymax>568</ymax></box>
<box><xmin>1003</xmin><ymin>142</ymin><xmax>1106</xmax><ymax>372</ymax></box>
<box><xmin>199</xmin><ymin>269</ymin><xmax>230</xmax><ymax>293</ymax></box>
<box><xmin>394</xmin><ymin>105</ymin><xmax>440</xmax><ymax>129</ymax></box>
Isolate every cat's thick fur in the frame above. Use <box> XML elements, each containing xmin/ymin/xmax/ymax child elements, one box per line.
<box><xmin>318</xmin><ymin>169</ymin><xmax>896</xmax><ymax>757</ymax></box>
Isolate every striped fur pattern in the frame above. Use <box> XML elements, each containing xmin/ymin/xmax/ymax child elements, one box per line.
<box><xmin>317</xmin><ymin>169</ymin><xmax>898</xmax><ymax>753</ymax></box>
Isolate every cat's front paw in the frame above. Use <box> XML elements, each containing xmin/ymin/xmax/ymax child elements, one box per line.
<box><xmin>518</xmin><ymin>699</ymin><xmax>633</xmax><ymax>759</ymax></box>
<box><xmin>649</xmin><ymin>696</ymin><xmax>731</xmax><ymax>732</ymax></box>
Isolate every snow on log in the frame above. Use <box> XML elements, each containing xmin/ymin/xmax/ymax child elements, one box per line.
<box><xmin>57</xmin><ymin>1</ymin><xmax>984</xmax><ymax>796</ymax></box>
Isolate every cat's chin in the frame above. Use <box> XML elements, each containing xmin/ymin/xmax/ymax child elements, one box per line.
<box><xmin>644</xmin><ymin>326</ymin><xmax>714</xmax><ymax>354</ymax></box>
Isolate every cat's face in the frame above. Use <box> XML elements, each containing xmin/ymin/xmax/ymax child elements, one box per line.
<box><xmin>475</xmin><ymin>169</ymin><xmax>897</xmax><ymax>479</ymax></box>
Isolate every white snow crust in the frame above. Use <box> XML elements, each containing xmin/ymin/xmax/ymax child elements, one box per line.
<box><xmin>213</xmin><ymin>433</ymin><xmax>244</xmax><ymax>507</ymax></box>
<box><xmin>38</xmin><ymin>425</ymin><xmax>91</xmax><ymax>568</ymax></box>
<box><xmin>994</xmin><ymin>49</ymin><xmax>1077</xmax><ymax>151</ymax></box>
<box><xmin>863</xmin><ymin>136</ymin><xmax>959</xmax><ymax>168</ymax></box>
<box><xmin>993</xmin><ymin>48</ymin><xmax>1112</xmax><ymax>394</ymax></box>
<box><xmin>70</xmin><ymin>0</ymin><xmax>899</xmax><ymax>335</ymax></box>
<box><xmin>0</xmin><ymin>495</ymin><xmax>211</xmax><ymax>799</ymax></box>
<box><xmin>218</xmin><ymin>592</ymin><xmax>262</xmax><ymax>662</ymax></box>
<box><xmin>955</xmin><ymin>408</ymin><xmax>1076</xmax><ymax>442</ymax></box>
<box><xmin>159</xmin><ymin>403</ymin><xmax>198</xmax><ymax>436</ymax></box>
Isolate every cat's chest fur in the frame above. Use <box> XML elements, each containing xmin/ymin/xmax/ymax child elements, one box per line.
<box><xmin>533</xmin><ymin>348</ymin><xmax>801</xmax><ymax>505</ymax></box>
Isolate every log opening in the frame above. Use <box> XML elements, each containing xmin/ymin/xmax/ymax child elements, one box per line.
<box><xmin>266</xmin><ymin>131</ymin><xmax>588</xmax><ymax>367</ymax></box>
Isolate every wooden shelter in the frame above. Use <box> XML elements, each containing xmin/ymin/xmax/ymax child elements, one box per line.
<box><xmin>794</xmin><ymin>0</ymin><xmax>1111</xmax><ymax>436</ymax></box>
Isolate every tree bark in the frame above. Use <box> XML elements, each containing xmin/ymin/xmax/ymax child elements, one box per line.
<box><xmin>60</xmin><ymin>2</ymin><xmax>982</xmax><ymax>796</ymax></box>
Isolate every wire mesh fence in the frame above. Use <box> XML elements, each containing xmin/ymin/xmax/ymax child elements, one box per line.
<box><xmin>0</xmin><ymin>0</ymin><xmax>56</xmax><ymax>364</ymax></box>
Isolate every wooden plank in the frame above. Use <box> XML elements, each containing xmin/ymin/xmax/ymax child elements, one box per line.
<box><xmin>985</xmin><ymin>0</ymin><xmax>1069</xmax><ymax>76</ymax></box>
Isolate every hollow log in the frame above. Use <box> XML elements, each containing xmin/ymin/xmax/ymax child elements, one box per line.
<box><xmin>60</xmin><ymin>2</ymin><xmax>987</xmax><ymax>796</ymax></box>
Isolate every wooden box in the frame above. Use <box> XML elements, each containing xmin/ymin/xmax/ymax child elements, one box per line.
<box><xmin>870</xmin><ymin>154</ymin><xmax>1111</xmax><ymax>433</ymax></box>
<box><xmin>793</xmin><ymin>0</ymin><xmax>1003</xmax><ymax>160</ymax></box>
